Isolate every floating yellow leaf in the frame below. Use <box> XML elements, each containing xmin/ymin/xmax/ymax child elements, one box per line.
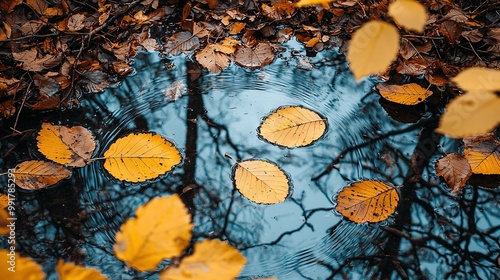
<box><xmin>0</xmin><ymin>249</ymin><xmax>45</xmax><ymax>280</ymax></box>
<box><xmin>388</xmin><ymin>0</ymin><xmax>428</xmax><ymax>33</ymax></box>
<box><xmin>0</xmin><ymin>194</ymin><xmax>10</xmax><ymax>235</ymax></box>
<box><xmin>37</xmin><ymin>122</ymin><xmax>96</xmax><ymax>167</ymax></box>
<box><xmin>295</xmin><ymin>0</ymin><xmax>335</xmax><ymax>7</ymax></box>
<box><xmin>233</xmin><ymin>159</ymin><xmax>290</xmax><ymax>204</ymax></box>
<box><xmin>436</xmin><ymin>153</ymin><xmax>472</xmax><ymax>195</ymax></box>
<box><xmin>376</xmin><ymin>83</ymin><xmax>433</xmax><ymax>105</ymax></box>
<box><xmin>451</xmin><ymin>67</ymin><xmax>500</xmax><ymax>92</ymax></box>
<box><xmin>436</xmin><ymin>91</ymin><xmax>500</xmax><ymax>138</ymax></box>
<box><xmin>335</xmin><ymin>180</ymin><xmax>399</xmax><ymax>223</ymax></box>
<box><xmin>159</xmin><ymin>239</ymin><xmax>246</xmax><ymax>280</ymax></box>
<box><xmin>57</xmin><ymin>260</ymin><xmax>107</xmax><ymax>280</ymax></box>
<box><xmin>103</xmin><ymin>133</ymin><xmax>182</xmax><ymax>183</ymax></box>
<box><xmin>114</xmin><ymin>195</ymin><xmax>193</xmax><ymax>271</ymax></box>
<box><xmin>347</xmin><ymin>21</ymin><xmax>400</xmax><ymax>81</ymax></box>
<box><xmin>258</xmin><ymin>106</ymin><xmax>327</xmax><ymax>148</ymax></box>
<box><xmin>13</xmin><ymin>160</ymin><xmax>71</xmax><ymax>190</ymax></box>
<box><xmin>463</xmin><ymin>134</ymin><xmax>500</xmax><ymax>175</ymax></box>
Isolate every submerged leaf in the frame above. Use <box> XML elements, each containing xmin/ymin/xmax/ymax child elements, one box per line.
<box><xmin>347</xmin><ymin>21</ymin><xmax>400</xmax><ymax>81</ymax></box>
<box><xmin>233</xmin><ymin>159</ymin><xmax>290</xmax><ymax>204</ymax></box>
<box><xmin>335</xmin><ymin>180</ymin><xmax>399</xmax><ymax>223</ymax></box>
<box><xmin>258</xmin><ymin>106</ymin><xmax>327</xmax><ymax>148</ymax></box>
<box><xmin>436</xmin><ymin>153</ymin><xmax>472</xmax><ymax>195</ymax></box>
<box><xmin>376</xmin><ymin>83</ymin><xmax>433</xmax><ymax>105</ymax></box>
<box><xmin>463</xmin><ymin>134</ymin><xmax>500</xmax><ymax>175</ymax></box>
<box><xmin>0</xmin><ymin>249</ymin><xmax>45</xmax><ymax>280</ymax></box>
<box><xmin>388</xmin><ymin>0</ymin><xmax>428</xmax><ymax>33</ymax></box>
<box><xmin>13</xmin><ymin>160</ymin><xmax>71</xmax><ymax>190</ymax></box>
<box><xmin>159</xmin><ymin>239</ymin><xmax>246</xmax><ymax>280</ymax></box>
<box><xmin>114</xmin><ymin>195</ymin><xmax>193</xmax><ymax>271</ymax></box>
<box><xmin>37</xmin><ymin>122</ymin><xmax>96</xmax><ymax>167</ymax></box>
<box><xmin>103</xmin><ymin>133</ymin><xmax>182</xmax><ymax>182</ymax></box>
<box><xmin>57</xmin><ymin>260</ymin><xmax>108</xmax><ymax>280</ymax></box>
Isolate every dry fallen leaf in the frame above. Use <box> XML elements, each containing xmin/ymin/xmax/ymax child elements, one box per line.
<box><xmin>376</xmin><ymin>83</ymin><xmax>433</xmax><ymax>105</ymax></box>
<box><xmin>347</xmin><ymin>21</ymin><xmax>400</xmax><ymax>81</ymax></box>
<box><xmin>0</xmin><ymin>249</ymin><xmax>45</xmax><ymax>279</ymax></box>
<box><xmin>12</xmin><ymin>48</ymin><xmax>62</xmax><ymax>72</ymax></box>
<box><xmin>335</xmin><ymin>180</ymin><xmax>399</xmax><ymax>223</ymax></box>
<box><xmin>57</xmin><ymin>260</ymin><xmax>108</xmax><ymax>280</ymax></box>
<box><xmin>258</xmin><ymin>106</ymin><xmax>327</xmax><ymax>148</ymax></box>
<box><xmin>234</xmin><ymin>42</ymin><xmax>274</xmax><ymax>69</ymax></box>
<box><xmin>114</xmin><ymin>195</ymin><xmax>193</xmax><ymax>271</ymax></box>
<box><xmin>13</xmin><ymin>160</ymin><xmax>71</xmax><ymax>190</ymax></box>
<box><xmin>195</xmin><ymin>45</ymin><xmax>231</xmax><ymax>73</ymax></box>
<box><xmin>451</xmin><ymin>67</ymin><xmax>500</xmax><ymax>92</ymax></box>
<box><xmin>159</xmin><ymin>239</ymin><xmax>246</xmax><ymax>280</ymax></box>
<box><xmin>37</xmin><ymin>122</ymin><xmax>96</xmax><ymax>167</ymax></box>
<box><xmin>436</xmin><ymin>153</ymin><xmax>472</xmax><ymax>195</ymax></box>
<box><xmin>463</xmin><ymin>134</ymin><xmax>500</xmax><ymax>175</ymax></box>
<box><xmin>295</xmin><ymin>0</ymin><xmax>335</xmax><ymax>7</ymax></box>
<box><xmin>165</xmin><ymin>31</ymin><xmax>200</xmax><ymax>55</ymax></box>
<box><xmin>103</xmin><ymin>133</ymin><xmax>182</xmax><ymax>183</ymax></box>
<box><xmin>388</xmin><ymin>0</ymin><xmax>428</xmax><ymax>33</ymax></box>
<box><xmin>233</xmin><ymin>159</ymin><xmax>290</xmax><ymax>204</ymax></box>
<box><xmin>436</xmin><ymin>91</ymin><xmax>500</xmax><ymax>138</ymax></box>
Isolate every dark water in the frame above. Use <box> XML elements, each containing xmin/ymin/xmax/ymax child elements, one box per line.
<box><xmin>1</xmin><ymin>40</ymin><xmax>499</xmax><ymax>279</ymax></box>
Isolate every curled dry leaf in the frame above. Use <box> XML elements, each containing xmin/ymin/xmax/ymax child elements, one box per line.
<box><xmin>335</xmin><ymin>180</ymin><xmax>399</xmax><ymax>224</ymax></box>
<box><xmin>0</xmin><ymin>249</ymin><xmax>45</xmax><ymax>280</ymax></box>
<box><xmin>376</xmin><ymin>83</ymin><xmax>433</xmax><ymax>105</ymax></box>
<box><xmin>234</xmin><ymin>42</ymin><xmax>274</xmax><ymax>69</ymax></box>
<box><xmin>347</xmin><ymin>21</ymin><xmax>400</xmax><ymax>81</ymax></box>
<box><xmin>451</xmin><ymin>67</ymin><xmax>500</xmax><ymax>92</ymax></box>
<box><xmin>13</xmin><ymin>160</ymin><xmax>71</xmax><ymax>190</ymax></box>
<box><xmin>114</xmin><ymin>195</ymin><xmax>193</xmax><ymax>271</ymax></box>
<box><xmin>258</xmin><ymin>106</ymin><xmax>327</xmax><ymax>148</ymax></box>
<box><xmin>436</xmin><ymin>153</ymin><xmax>472</xmax><ymax>195</ymax></box>
<box><xmin>37</xmin><ymin>122</ymin><xmax>96</xmax><ymax>167</ymax></box>
<box><xmin>56</xmin><ymin>260</ymin><xmax>108</xmax><ymax>280</ymax></box>
<box><xmin>436</xmin><ymin>91</ymin><xmax>500</xmax><ymax>138</ymax></box>
<box><xmin>159</xmin><ymin>239</ymin><xmax>246</xmax><ymax>280</ymax></box>
<box><xmin>388</xmin><ymin>0</ymin><xmax>428</xmax><ymax>33</ymax></box>
<box><xmin>463</xmin><ymin>134</ymin><xmax>500</xmax><ymax>175</ymax></box>
<box><xmin>103</xmin><ymin>132</ymin><xmax>182</xmax><ymax>183</ymax></box>
<box><xmin>233</xmin><ymin>159</ymin><xmax>290</xmax><ymax>204</ymax></box>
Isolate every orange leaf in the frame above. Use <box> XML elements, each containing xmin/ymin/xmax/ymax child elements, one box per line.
<box><xmin>436</xmin><ymin>153</ymin><xmax>472</xmax><ymax>195</ymax></box>
<box><xmin>57</xmin><ymin>260</ymin><xmax>108</xmax><ymax>280</ymax></box>
<box><xmin>13</xmin><ymin>160</ymin><xmax>71</xmax><ymax>190</ymax></box>
<box><xmin>0</xmin><ymin>249</ymin><xmax>45</xmax><ymax>279</ymax></box>
<box><xmin>376</xmin><ymin>83</ymin><xmax>433</xmax><ymax>105</ymax></box>
<box><xmin>463</xmin><ymin>134</ymin><xmax>500</xmax><ymax>175</ymax></box>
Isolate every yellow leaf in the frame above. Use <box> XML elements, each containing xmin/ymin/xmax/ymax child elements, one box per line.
<box><xmin>114</xmin><ymin>195</ymin><xmax>193</xmax><ymax>271</ymax></box>
<box><xmin>335</xmin><ymin>180</ymin><xmax>399</xmax><ymax>223</ymax></box>
<box><xmin>0</xmin><ymin>194</ymin><xmax>10</xmax><ymax>235</ymax></box>
<box><xmin>436</xmin><ymin>91</ymin><xmax>500</xmax><ymax>138</ymax></box>
<box><xmin>0</xmin><ymin>249</ymin><xmax>45</xmax><ymax>280</ymax></box>
<box><xmin>451</xmin><ymin>67</ymin><xmax>500</xmax><ymax>92</ymax></box>
<box><xmin>13</xmin><ymin>160</ymin><xmax>71</xmax><ymax>190</ymax></box>
<box><xmin>258</xmin><ymin>106</ymin><xmax>327</xmax><ymax>148</ymax></box>
<box><xmin>233</xmin><ymin>159</ymin><xmax>290</xmax><ymax>204</ymax></box>
<box><xmin>57</xmin><ymin>260</ymin><xmax>107</xmax><ymax>280</ymax></box>
<box><xmin>436</xmin><ymin>153</ymin><xmax>472</xmax><ymax>195</ymax></box>
<box><xmin>159</xmin><ymin>239</ymin><xmax>246</xmax><ymax>280</ymax></box>
<box><xmin>195</xmin><ymin>45</ymin><xmax>231</xmax><ymax>73</ymax></box>
<box><xmin>37</xmin><ymin>122</ymin><xmax>96</xmax><ymax>167</ymax></box>
<box><xmin>103</xmin><ymin>133</ymin><xmax>182</xmax><ymax>183</ymax></box>
<box><xmin>295</xmin><ymin>0</ymin><xmax>335</xmax><ymax>7</ymax></box>
<box><xmin>388</xmin><ymin>0</ymin><xmax>428</xmax><ymax>33</ymax></box>
<box><xmin>347</xmin><ymin>21</ymin><xmax>400</xmax><ymax>81</ymax></box>
<box><xmin>377</xmin><ymin>83</ymin><xmax>433</xmax><ymax>105</ymax></box>
<box><xmin>213</xmin><ymin>37</ymin><xmax>240</xmax><ymax>54</ymax></box>
<box><xmin>463</xmin><ymin>134</ymin><xmax>500</xmax><ymax>175</ymax></box>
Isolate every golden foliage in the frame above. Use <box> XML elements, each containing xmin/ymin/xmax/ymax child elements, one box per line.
<box><xmin>347</xmin><ymin>21</ymin><xmax>400</xmax><ymax>81</ymax></box>
<box><xmin>295</xmin><ymin>0</ymin><xmax>335</xmax><ymax>7</ymax></box>
<box><xmin>195</xmin><ymin>37</ymin><xmax>239</xmax><ymax>73</ymax></box>
<box><xmin>159</xmin><ymin>239</ymin><xmax>246</xmax><ymax>280</ymax></box>
<box><xmin>436</xmin><ymin>153</ymin><xmax>472</xmax><ymax>195</ymax></box>
<box><xmin>376</xmin><ymin>83</ymin><xmax>433</xmax><ymax>105</ymax></box>
<box><xmin>436</xmin><ymin>91</ymin><xmax>500</xmax><ymax>138</ymax></box>
<box><xmin>0</xmin><ymin>249</ymin><xmax>45</xmax><ymax>280</ymax></box>
<box><xmin>103</xmin><ymin>133</ymin><xmax>182</xmax><ymax>183</ymax></box>
<box><xmin>335</xmin><ymin>180</ymin><xmax>399</xmax><ymax>223</ymax></box>
<box><xmin>258</xmin><ymin>106</ymin><xmax>327</xmax><ymax>148</ymax></box>
<box><xmin>233</xmin><ymin>159</ymin><xmax>290</xmax><ymax>204</ymax></box>
<box><xmin>451</xmin><ymin>67</ymin><xmax>500</xmax><ymax>92</ymax></box>
<box><xmin>56</xmin><ymin>260</ymin><xmax>108</xmax><ymax>280</ymax></box>
<box><xmin>0</xmin><ymin>194</ymin><xmax>9</xmax><ymax>235</ymax></box>
<box><xmin>388</xmin><ymin>0</ymin><xmax>428</xmax><ymax>33</ymax></box>
<box><xmin>463</xmin><ymin>134</ymin><xmax>500</xmax><ymax>175</ymax></box>
<box><xmin>13</xmin><ymin>160</ymin><xmax>71</xmax><ymax>190</ymax></box>
<box><xmin>37</xmin><ymin>122</ymin><xmax>96</xmax><ymax>167</ymax></box>
<box><xmin>114</xmin><ymin>195</ymin><xmax>193</xmax><ymax>271</ymax></box>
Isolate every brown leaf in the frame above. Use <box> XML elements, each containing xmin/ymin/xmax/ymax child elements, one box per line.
<box><xmin>30</xmin><ymin>95</ymin><xmax>61</xmax><ymax>110</ymax></box>
<box><xmin>488</xmin><ymin>28</ymin><xmax>500</xmax><ymax>41</ymax></box>
<box><xmin>80</xmin><ymin>70</ymin><xmax>110</xmax><ymax>93</ymax></box>
<box><xmin>13</xmin><ymin>160</ymin><xmax>71</xmax><ymax>190</ymax></box>
<box><xmin>113</xmin><ymin>62</ymin><xmax>134</xmax><ymax>76</ymax></box>
<box><xmin>67</xmin><ymin>14</ymin><xmax>86</xmax><ymax>32</ymax></box>
<box><xmin>396</xmin><ymin>57</ymin><xmax>428</xmax><ymax>75</ymax></box>
<box><xmin>165</xmin><ymin>31</ymin><xmax>200</xmax><ymax>55</ymax></box>
<box><xmin>0</xmin><ymin>98</ymin><xmax>16</xmax><ymax>118</ymax></box>
<box><xmin>34</xmin><ymin>74</ymin><xmax>60</xmax><ymax>96</ymax></box>
<box><xmin>439</xmin><ymin>20</ymin><xmax>462</xmax><ymax>44</ymax></box>
<box><xmin>461</xmin><ymin>29</ymin><xmax>482</xmax><ymax>43</ymax></box>
<box><xmin>20</xmin><ymin>20</ymin><xmax>45</xmax><ymax>35</ymax></box>
<box><xmin>442</xmin><ymin>9</ymin><xmax>468</xmax><ymax>23</ymax></box>
<box><xmin>234</xmin><ymin>43</ymin><xmax>274</xmax><ymax>69</ymax></box>
<box><xmin>399</xmin><ymin>39</ymin><xmax>418</xmax><ymax>60</ymax></box>
<box><xmin>195</xmin><ymin>45</ymin><xmax>230</xmax><ymax>73</ymax></box>
<box><xmin>0</xmin><ymin>0</ymin><xmax>22</xmax><ymax>13</ymax></box>
<box><xmin>230</xmin><ymin>22</ymin><xmax>246</xmax><ymax>35</ymax></box>
<box><xmin>436</xmin><ymin>153</ymin><xmax>472</xmax><ymax>195</ymax></box>
<box><xmin>12</xmin><ymin>48</ymin><xmax>62</xmax><ymax>72</ymax></box>
<box><xmin>44</xmin><ymin>7</ymin><xmax>64</xmax><ymax>17</ymax></box>
<box><xmin>26</xmin><ymin>0</ymin><xmax>48</xmax><ymax>15</ymax></box>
